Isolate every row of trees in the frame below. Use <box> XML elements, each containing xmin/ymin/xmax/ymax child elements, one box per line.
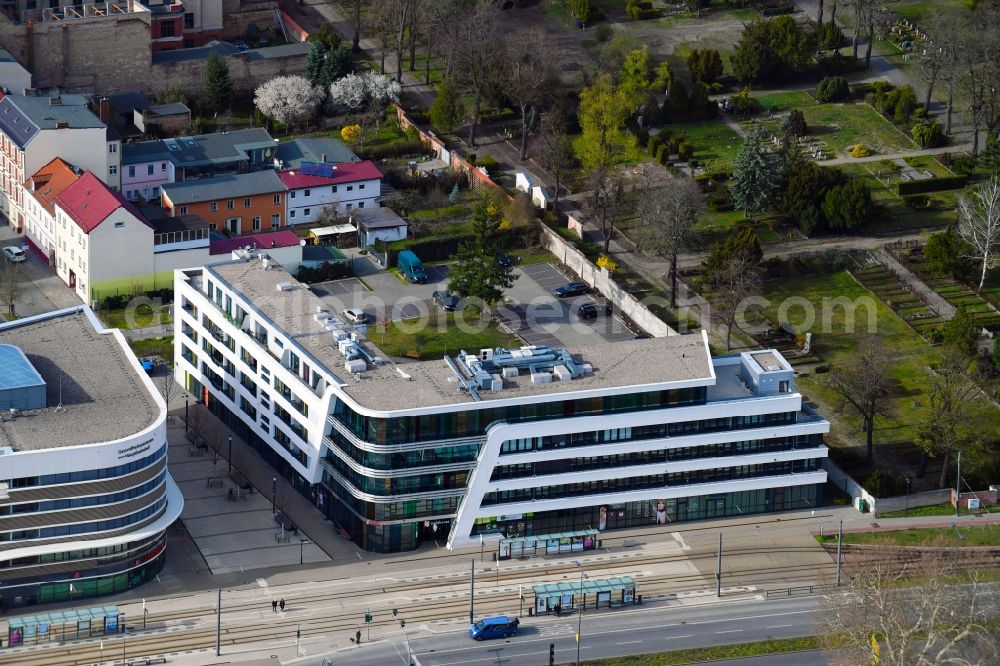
<box><xmin>252</xmin><ymin>70</ymin><xmax>400</xmax><ymax>132</ymax></box>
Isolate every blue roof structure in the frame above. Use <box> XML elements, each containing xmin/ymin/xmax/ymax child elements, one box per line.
<box><xmin>0</xmin><ymin>343</ymin><xmax>44</xmax><ymax>391</ymax></box>
<box><xmin>0</xmin><ymin>343</ymin><xmax>46</xmax><ymax>410</ymax></box>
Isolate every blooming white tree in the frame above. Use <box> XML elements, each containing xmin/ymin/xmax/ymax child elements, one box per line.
<box><xmin>328</xmin><ymin>73</ymin><xmax>368</xmax><ymax>112</ymax></box>
<box><xmin>254</xmin><ymin>75</ymin><xmax>323</xmax><ymax>127</ymax></box>
<box><xmin>957</xmin><ymin>175</ymin><xmax>1000</xmax><ymax>290</ymax></box>
<box><xmin>328</xmin><ymin>71</ymin><xmax>401</xmax><ymax>113</ymax></box>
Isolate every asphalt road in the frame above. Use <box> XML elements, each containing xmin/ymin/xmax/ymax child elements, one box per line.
<box><xmin>311</xmin><ymin>596</ymin><xmax>824</xmax><ymax>666</ymax></box>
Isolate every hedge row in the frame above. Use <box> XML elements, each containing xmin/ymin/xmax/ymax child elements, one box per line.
<box><xmin>358</xmin><ymin>139</ymin><xmax>429</xmax><ymax>161</ymax></box>
<box><xmin>896</xmin><ymin>174</ymin><xmax>968</xmax><ymax>195</ymax></box>
<box><xmin>386</xmin><ymin>225</ymin><xmax>531</xmax><ymax>264</ymax></box>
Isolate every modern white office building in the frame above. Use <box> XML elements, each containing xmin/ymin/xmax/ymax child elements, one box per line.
<box><xmin>0</xmin><ymin>307</ymin><xmax>183</xmax><ymax>610</ymax></box>
<box><xmin>174</xmin><ymin>257</ymin><xmax>829</xmax><ymax>553</ymax></box>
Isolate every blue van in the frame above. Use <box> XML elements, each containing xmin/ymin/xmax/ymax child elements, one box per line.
<box><xmin>397</xmin><ymin>249</ymin><xmax>427</xmax><ymax>284</ymax></box>
<box><xmin>469</xmin><ymin>615</ymin><xmax>519</xmax><ymax>641</ymax></box>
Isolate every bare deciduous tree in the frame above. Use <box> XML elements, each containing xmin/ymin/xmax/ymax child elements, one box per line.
<box><xmin>824</xmin><ymin>548</ymin><xmax>999</xmax><ymax>666</ymax></box>
<box><xmin>371</xmin><ymin>0</ymin><xmax>419</xmax><ymax>84</ymax></box>
<box><xmin>1</xmin><ymin>260</ymin><xmax>22</xmax><ymax>317</ymax></box>
<box><xmin>452</xmin><ymin>4</ymin><xmax>502</xmax><ymax>148</ymax></box>
<box><xmin>501</xmin><ymin>27</ymin><xmax>558</xmax><ymax>161</ymax></box>
<box><xmin>956</xmin><ymin>3</ymin><xmax>1000</xmax><ymax>156</ymax></box>
<box><xmin>828</xmin><ymin>334</ymin><xmax>892</xmax><ymax>463</ymax></box>
<box><xmin>591</xmin><ymin>171</ymin><xmax>624</xmax><ymax>255</ymax></box>
<box><xmin>710</xmin><ymin>252</ymin><xmax>762</xmax><ymax>352</ymax></box>
<box><xmin>957</xmin><ymin>175</ymin><xmax>1000</xmax><ymax>290</ymax></box>
<box><xmin>916</xmin><ymin>348</ymin><xmax>987</xmax><ymax>489</ymax></box>
<box><xmin>535</xmin><ymin>114</ymin><xmax>575</xmax><ymax>208</ymax></box>
<box><xmin>635</xmin><ymin>178</ymin><xmax>705</xmax><ymax>310</ymax></box>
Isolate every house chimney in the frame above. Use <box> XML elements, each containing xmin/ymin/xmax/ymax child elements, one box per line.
<box><xmin>56</xmin><ymin>121</ymin><xmax>69</xmax><ymax>129</ymax></box>
<box><xmin>98</xmin><ymin>97</ymin><xmax>112</xmax><ymax>124</ymax></box>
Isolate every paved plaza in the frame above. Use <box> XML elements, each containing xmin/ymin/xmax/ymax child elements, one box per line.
<box><xmin>167</xmin><ymin>419</ymin><xmax>330</xmax><ymax>575</ymax></box>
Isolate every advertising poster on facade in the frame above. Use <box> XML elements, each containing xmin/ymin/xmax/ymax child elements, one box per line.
<box><xmin>599</xmin><ymin>505</ymin><xmax>608</xmax><ymax>531</ymax></box>
<box><xmin>655</xmin><ymin>500</ymin><xmax>668</xmax><ymax>524</ymax></box>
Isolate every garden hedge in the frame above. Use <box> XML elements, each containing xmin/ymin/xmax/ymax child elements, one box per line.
<box><xmin>896</xmin><ymin>175</ymin><xmax>968</xmax><ymax>195</ymax></box>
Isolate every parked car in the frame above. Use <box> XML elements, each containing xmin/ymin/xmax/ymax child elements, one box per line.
<box><xmin>343</xmin><ymin>308</ymin><xmax>368</xmax><ymax>324</ymax></box>
<box><xmin>495</xmin><ymin>253</ymin><xmax>512</xmax><ymax>269</ymax></box>
<box><xmin>469</xmin><ymin>615</ymin><xmax>519</xmax><ymax>641</ymax></box>
<box><xmin>555</xmin><ymin>281</ymin><xmax>589</xmax><ymax>298</ymax></box>
<box><xmin>433</xmin><ymin>290</ymin><xmax>459</xmax><ymax>311</ymax></box>
<box><xmin>397</xmin><ymin>249</ymin><xmax>427</xmax><ymax>284</ymax></box>
<box><xmin>577</xmin><ymin>303</ymin><xmax>598</xmax><ymax>320</ymax></box>
<box><xmin>2</xmin><ymin>246</ymin><xmax>26</xmax><ymax>263</ymax></box>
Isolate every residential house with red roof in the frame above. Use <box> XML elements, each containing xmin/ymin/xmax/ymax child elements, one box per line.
<box><xmin>53</xmin><ymin>172</ymin><xmax>152</xmax><ymax>303</ymax></box>
<box><xmin>22</xmin><ymin>158</ymin><xmax>82</xmax><ymax>264</ymax></box>
<box><xmin>279</xmin><ymin>160</ymin><xmax>381</xmax><ymax>225</ymax></box>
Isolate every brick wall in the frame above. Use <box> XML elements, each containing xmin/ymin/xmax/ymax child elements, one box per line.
<box><xmin>148</xmin><ymin>46</ymin><xmax>309</xmax><ymax>97</ymax></box>
<box><xmin>222</xmin><ymin>0</ymin><xmax>278</xmax><ymax>40</ymax></box>
<box><xmin>0</xmin><ymin>13</ymin><xmax>152</xmax><ymax>93</ymax></box>
<box><xmin>952</xmin><ymin>489</ymin><xmax>998</xmax><ymax>510</ymax></box>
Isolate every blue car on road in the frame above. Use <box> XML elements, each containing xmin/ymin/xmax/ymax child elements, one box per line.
<box><xmin>469</xmin><ymin>615</ymin><xmax>519</xmax><ymax>641</ymax></box>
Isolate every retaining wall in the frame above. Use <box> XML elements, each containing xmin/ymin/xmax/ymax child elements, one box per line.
<box><xmin>539</xmin><ymin>223</ymin><xmax>675</xmax><ymax>338</ymax></box>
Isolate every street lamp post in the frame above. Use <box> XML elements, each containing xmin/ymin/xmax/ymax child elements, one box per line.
<box><xmin>121</xmin><ymin>615</ymin><xmax>127</xmax><ymax>664</ymax></box>
<box><xmin>299</xmin><ymin>538</ymin><xmax>310</xmax><ymax>565</ymax></box>
<box><xmin>574</xmin><ymin>561</ymin><xmax>587</xmax><ymax>666</ymax></box>
<box><xmin>904</xmin><ymin>477</ymin><xmax>911</xmax><ymax>517</ymax></box>
<box><xmin>955</xmin><ymin>451</ymin><xmax>962</xmax><ymax>517</ymax></box>
<box><xmin>227</xmin><ymin>436</ymin><xmax>232</xmax><ymax>475</ymax></box>
<box><xmin>272</xmin><ymin>476</ymin><xmax>277</xmax><ymax>516</ymax></box>
<box><xmin>479</xmin><ymin>534</ymin><xmax>484</xmax><ymax>562</ymax></box>
<box><xmin>184</xmin><ymin>395</ymin><xmax>189</xmax><ymax>429</ymax></box>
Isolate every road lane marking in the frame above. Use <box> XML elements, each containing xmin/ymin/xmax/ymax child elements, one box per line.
<box><xmin>716</xmin><ymin>629</ymin><xmax>743</xmax><ymax>634</ymax></box>
<box><xmin>616</xmin><ymin>640</ymin><xmax>642</xmax><ymax>645</ymax></box>
<box><xmin>768</xmin><ymin>624</ymin><xmax>794</xmax><ymax>628</ymax></box>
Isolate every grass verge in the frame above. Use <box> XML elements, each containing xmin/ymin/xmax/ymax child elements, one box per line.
<box><xmin>581</xmin><ymin>636</ymin><xmax>824</xmax><ymax>665</ymax></box>
<box><xmin>129</xmin><ymin>336</ymin><xmax>173</xmax><ymax>360</ymax></box>
<box><xmin>876</xmin><ymin>502</ymin><xmax>959</xmax><ymax>519</ymax></box>
<box><xmin>816</xmin><ymin>524</ymin><xmax>1000</xmax><ymax>548</ymax></box>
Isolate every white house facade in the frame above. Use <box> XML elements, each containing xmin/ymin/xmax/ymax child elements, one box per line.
<box><xmin>279</xmin><ymin>161</ymin><xmax>382</xmax><ymax>225</ymax></box>
<box><xmin>175</xmin><ymin>258</ymin><xmax>830</xmax><ymax>555</ymax></box>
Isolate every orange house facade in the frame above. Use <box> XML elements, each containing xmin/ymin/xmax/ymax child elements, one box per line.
<box><xmin>160</xmin><ymin>171</ymin><xmax>286</xmax><ymax>236</ymax></box>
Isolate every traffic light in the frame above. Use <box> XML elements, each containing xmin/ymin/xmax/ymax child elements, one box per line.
<box><xmin>364</xmin><ymin>613</ymin><xmax>372</xmax><ymax>623</ymax></box>
<box><xmin>392</xmin><ymin>608</ymin><xmax>398</xmax><ymax>617</ymax></box>
<box><xmin>549</xmin><ymin>642</ymin><xmax>555</xmax><ymax>666</ymax></box>
<box><xmin>400</xmin><ymin>619</ymin><xmax>406</xmax><ymax>628</ymax></box>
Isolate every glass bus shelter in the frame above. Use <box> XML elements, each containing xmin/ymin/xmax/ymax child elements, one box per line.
<box><xmin>4</xmin><ymin>605</ymin><xmax>121</xmax><ymax>648</ymax></box>
<box><xmin>532</xmin><ymin>576</ymin><xmax>635</xmax><ymax>614</ymax></box>
<box><xmin>498</xmin><ymin>529</ymin><xmax>599</xmax><ymax>560</ymax></box>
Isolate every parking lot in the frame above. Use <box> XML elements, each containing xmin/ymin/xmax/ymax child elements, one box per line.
<box><xmin>310</xmin><ymin>261</ymin><xmax>637</xmax><ymax>349</ymax></box>
<box><xmin>0</xmin><ymin>225</ymin><xmax>80</xmax><ymax>319</ymax></box>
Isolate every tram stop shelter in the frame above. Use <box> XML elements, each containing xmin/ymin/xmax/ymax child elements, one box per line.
<box><xmin>3</xmin><ymin>605</ymin><xmax>121</xmax><ymax>647</ymax></box>
<box><xmin>532</xmin><ymin>576</ymin><xmax>635</xmax><ymax>615</ymax></box>
<box><xmin>498</xmin><ymin>529</ymin><xmax>599</xmax><ymax>560</ymax></box>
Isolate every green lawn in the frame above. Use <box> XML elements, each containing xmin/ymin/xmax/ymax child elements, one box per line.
<box><xmin>99</xmin><ymin>304</ymin><xmax>172</xmax><ymax>330</ymax></box>
<box><xmin>761</xmin><ymin>271</ymin><xmax>1000</xmax><ymax>470</ymax></box>
<box><xmin>889</xmin><ymin>0</ymin><xmax>975</xmax><ymax>25</ymax></box>
<box><xmin>875</xmin><ymin>502</ymin><xmax>957</xmax><ymax>519</ymax></box>
<box><xmin>660</xmin><ymin>120</ymin><xmax>743</xmax><ymax>173</ymax></box>
<box><xmin>816</xmin><ymin>524</ymin><xmax>1000</xmax><ymax>548</ymax></box>
<box><xmin>373</xmin><ymin>311</ymin><xmax>520</xmax><ymax>360</ymax></box>
<box><xmin>754</xmin><ymin>90</ymin><xmax>817</xmax><ymax>111</ymax></box>
<box><xmin>129</xmin><ymin>336</ymin><xmax>174</xmax><ymax>361</ymax></box>
<box><xmin>751</xmin><ymin>102</ymin><xmax>916</xmax><ymax>157</ymax></box>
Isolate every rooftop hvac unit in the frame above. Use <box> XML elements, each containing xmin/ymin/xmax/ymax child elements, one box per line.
<box><xmin>480</xmin><ymin>348</ymin><xmax>494</xmax><ymax>361</ymax></box>
<box><xmin>331</xmin><ymin>329</ymin><xmax>347</xmax><ymax>340</ymax></box>
<box><xmin>344</xmin><ymin>358</ymin><xmax>367</xmax><ymax>373</ymax></box>
<box><xmin>337</xmin><ymin>338</ymin><xmax>355</xmax><ymax>355</ymax></box>
<box><xmin>502</xmin><ymin>367</ymin><xmax>519</xmax><ymax>379</ymax></box>
<box><xmin>276</xmin><ymin>282</ymin><xmax>294</xmax><ymax>292</ymax></box>
<box><xmin>553</xmin><ymin>365</ymin><xmax>572</xmax><ymax>382</ymax></box>
<box><xmin>530</xmin><ymin>371</ymin><xmax>552</xmax><ymax>385</ymax></box>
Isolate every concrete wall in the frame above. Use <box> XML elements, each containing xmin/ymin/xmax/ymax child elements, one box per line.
<box><xmin>0</xmin><ymin>60</ymin><xmax>31</xmax><ymax>95</ymax></box>
<box><xmin>538</xmin><ymin>223</ymin><xmax>675</xmax><ymax>338</ymax></box>
<box><xmin>822</xmin><ymin>457</ymin><xmax>956</xmax><ymax>515</ymax></box>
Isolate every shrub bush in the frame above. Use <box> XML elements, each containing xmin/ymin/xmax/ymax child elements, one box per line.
<box><xmin>677</xmin><ymin>142</ymin><xmax>694</xmax><ymax>162</ymax></box>
<box><xmin>911</xmin><ymin>120</ymin><xmax>945</xmax><ymax>148</ymax></box>
<box><xmin>903</xmin><ymin>194</ymin><xmax>931</xmax><ymax>209</ymax></box>
<box><xmin>863</xmin><ymin>468</ymin><xmax>901</xmax><ymax>498</ymax></box>
<box><xmin>635</xmin><ymin>126</ymin><xmax>649</xmax><ymax>148</ymax></box>
<box><xmin>816</xmin><ymin>21</ymin><xmax>843</xmax><ymax>50</ymax></box>
<box><xmin>782</xmin><ymin>109</ymin><xmax>807</xmax><ymax>137</ymax></box>
<box><xmin>359</xmin><ymin>139</ymin><xmax>428</xmax><ymax>160</ymax></box>
<box><xmin>295</xmin><ymin>261</ymin><xmax>353</xmax><ymax>283</ymax></box>
<box><xmin>950</xmin><ymin>155</ymin><xmax>977</xmax><ymax>176</ymax></box>
<box><xmin>706</xmin><ymin>187</ymin><xmax>733</xmax><ymax>212</ymax></box>
<box><xmin>850</xmin><ymin>143</ymin><xmax>871</xmax><ymax>158</ymax></box>
<box><xmin>896</xmin><ymin>175</ymin><xmax>969</xmax><ymax>195</ymax></box>
<box><xmin>648</xmin><ymin>133</ymin><xmax>663</xmax><ymax>154</ymax></box>
<box><xmin>475</xmin><ymin>155</ymin><xmax>500</xmax><ymax>173</ymax></box>
<box><xmin>655</xmin><ymin>144</ymin><xmax>669</xmax><ymax>165</ymax></box>
<box><xmin>816</xmin><ymin>75</ymin><xmax>850</xmax><ymax>103</ymax></box>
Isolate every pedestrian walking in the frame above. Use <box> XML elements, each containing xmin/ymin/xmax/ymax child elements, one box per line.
<box><xmin>272</xmin><ymin>600</ymin><xmax>277</xmax><ymax>613</ymax></box>
<box><xmin>356</xmin><ymin>630</ymin><xmax>361</xmax><ymax>645</ymax></box>
<box><xmin>279</xmin><ymin>599</ymin><xmax>285</xmax><ymax>611</ymax></box>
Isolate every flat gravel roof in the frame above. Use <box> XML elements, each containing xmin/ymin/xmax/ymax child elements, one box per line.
<box><xmin>0</xmin><ymin>311</ymin><xmax>160</xmax><ymax>451</ymax></box>
<box><xmin>207</xmin><ymin>260</ymin><xmax>714</xmax><ymax>413</ymax></box>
